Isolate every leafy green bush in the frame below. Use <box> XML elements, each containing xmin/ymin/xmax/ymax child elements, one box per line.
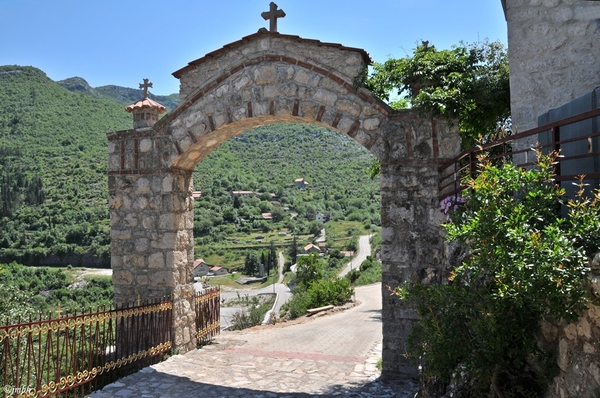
<box><xmin>395</xmin><ymin>150</ymin><xmax>600</xmax><ymax>396</ymax></box>
<box><xmin>306</xmin><ymin>278</ymin><xmax>353</xmax><ymax>307</ymax></box>
<box><xmin>228</xmin><ymin>294</ymin><xmax>275</xmax><ymax>331</ymax></box>
<box><xmin>282</xmin><ymin>252</ymin><xmax>354</xmax><ymax>320</ymax></box>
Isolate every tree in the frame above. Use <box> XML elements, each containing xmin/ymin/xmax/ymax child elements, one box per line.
<box><xmin>308</xmin><ymin>220</ymin><xmax>324</xmax><ymax>236</ymax></box>
<box><xmin>269</xmin><ymin>241</ymin><xmax>277</xmax><ymax>276</ymax></box>
<box><xmin>295</xmin><ymin>253</ymin><xmax>323</xmax><ymax>288</ymax></box>
<box><xmin>366</xmin><ymin>40</ymin><xmax>510</xmax><ymax>148</ymax></box>
<box><xmin>289</xmin><ymin>235</ymin><xmax>298</xmax><ymax>264</ymax></box>
<box><xmin>244</xmin><ymin>251</ymin><xmax>261</xmax><ymax>276</ymax></box>
<box><xmin>395</xmin><ymin>150</ymin><xmax>600</xmax><ymax>396</ymax></box>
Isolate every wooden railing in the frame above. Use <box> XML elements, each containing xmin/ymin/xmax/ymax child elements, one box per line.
<box><xmin>0</xmin><ymin>287</ymin><xmax>221</xmax><ymax>397</ymax></box>
<box><xmin>439</xmin><ymin>107</ymin><xmax>600</xmax><ymax>199</ymax></box>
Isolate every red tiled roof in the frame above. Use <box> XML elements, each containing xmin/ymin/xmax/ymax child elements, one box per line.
<box><xmin>304</xmin><ymin>243</ymin><xmax>320</xmax><ymax>252</ymax></box>
<box><xmin>125</xmin><ymin>97</ymin><xmax>166</xmax><ymax>113</ymax></box>
<box><xmin>193</xmin><ymin>259</ymin><xmax>206</xmax><ymax>268</ymax></box>
<box><xmin>172</xmin><ymin>31</ymin><xmax>372</xmax><ymax>79</ymax></box>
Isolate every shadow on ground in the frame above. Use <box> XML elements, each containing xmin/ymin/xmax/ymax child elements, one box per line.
<box><xmin>91</xmin><ymin>369</ymin><xmax>418</xmax><ymax>398</ymax></box>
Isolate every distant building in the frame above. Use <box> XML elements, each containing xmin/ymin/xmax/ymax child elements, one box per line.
<box><xmin>261</xmin><ymin>212</ymin><xmax>272</xmax><ymax>220</ymax></box>
<box><xmin>193</xmin><ymin>259</ymin><xmax>210</xmax><ymax>277</ymax></box>
<box><xmin>192</xmin><ymin>191</ymin><xmax>202</xmax><ymax>199</ymax></box>
<box><xmin>232</xmin><ymin>190</ymin><xmax>254</xmax><ymax>197</ymax></box>
<box><xmin>304</xmin><ymin>243</ymin><xmax>321</xmax><ymax>254</ymax></box>
<box><xmin>315</xmin><ymin>212</ymin><xmax>331</xmax><ymax>222</ymax></box>
<box><xmin>294</xmin><ymin>178</ymin><xmax>309</xmax><ymax>188</ymax></box>
<box><xmin>209</xmin><ymin>266</ymin><xmax>228</xmax><ymax>276</ymax></box>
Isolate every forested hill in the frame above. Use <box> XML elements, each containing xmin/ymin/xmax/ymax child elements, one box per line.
<box><xmin>56</xmin><ymin>76</ymin><xmax>179</xmax><ymax>109</ymax></box>
<box><xmin>0</xmin><ymin>65</ymin><xmax>379</xmax><ymax>268</ymax></box>
<box><xmin>0</xmin><ymin>66</ymin><xmax>132</xmax><ymax>266</ymax></box>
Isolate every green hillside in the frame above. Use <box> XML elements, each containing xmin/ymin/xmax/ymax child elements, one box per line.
<box><xmin>0</xmin><ymin>66</ymin><xmax>131</xmax><ymax>266</ymax></box>
<box><xmin>0</xmin><ymin>65</ymin><xmax>379</xmax><ymax>268</ymax></box>
<box><xmin>57</xmin><ymin>76</ymin><xmax>179</xmax><ymax>110</ymax></box>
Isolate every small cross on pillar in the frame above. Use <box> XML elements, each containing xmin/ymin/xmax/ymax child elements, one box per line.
<box><xmin>139</xmin><ymin>78</ymin><xmax>153</xmax><ymax>98</ymax></box>
<box><xmin>261</xmin><ymin>2</ymin><xmax>285</xmax><ymax>32</ymax></box>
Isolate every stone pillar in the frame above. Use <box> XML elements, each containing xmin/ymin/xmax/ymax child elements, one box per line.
<box><xmin>379</xmin><ymin>113</ymin><xmax>461</xmax><ymax>381</ymax></box>
<box><xmin>109</xmin><ymin>168</ymin><xmax>197</xmax><ymax>353</ymax></box>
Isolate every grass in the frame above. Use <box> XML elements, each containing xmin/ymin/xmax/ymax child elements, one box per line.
<box><xmin>228</xmin><ymin>294</ymin><xmax>277</xmax><ymax>330</ymax></box>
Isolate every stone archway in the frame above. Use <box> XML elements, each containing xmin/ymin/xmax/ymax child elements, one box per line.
<box><xmin>108</xmin><ymin>31</ymin><xmax>461</xmax><ymax>380</ymax></box>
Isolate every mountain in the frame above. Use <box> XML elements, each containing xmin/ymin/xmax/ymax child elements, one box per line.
<box><xmin>57</xmin><ymin>77</ymin><xmax>179</xmax><ymax>110</ymax></box>
<box><xmin>0</xmin><ymin>65</ymin><xmax>379</xmax><ymax>268</ymax></box>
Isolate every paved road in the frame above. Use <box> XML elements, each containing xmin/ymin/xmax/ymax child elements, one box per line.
<box><xmin>89</xmin><ymin>283</ymin><xmax>418</xmax><ymax>397</ymax></box>
<box><xmin>338</xmin><ymin>235</ymin><xmax>371</xmax><ymax>278</ymax></box>
<box><xmin>220</xmin><ymin>252</ymin><xmax>292</xmax><ymax>329</ymax></box>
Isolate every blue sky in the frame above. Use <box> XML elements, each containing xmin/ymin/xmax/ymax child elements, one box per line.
<box><xmin>0</xmin><ymin>0</ymin><xmax>507</xmax><ymax>96</ymax></box>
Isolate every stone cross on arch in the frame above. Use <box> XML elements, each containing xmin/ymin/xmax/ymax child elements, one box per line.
<box><xmin>261</xmin><ymin>2</ymin><xmax>285</xmax><ymax>32</ymax></box>
<box><xmin>139</xmin><ymin>78</ymin><xmax>153</xmax><ymax>98</ymax></box>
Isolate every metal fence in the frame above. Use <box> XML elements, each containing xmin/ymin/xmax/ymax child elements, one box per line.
<box><xmin>195</xmin><ymin>287</ymin><xmax>220</xmax><ymax>345</ymax></box>
<box><xmin>439</xmin><ymin>107</ymin><xmax>600</xmax><ymax>199</ymax></box>
<box><xmin>0</xmin><ymin>287</ymin><xmax>221</xmax><ymax>397</ymax></box>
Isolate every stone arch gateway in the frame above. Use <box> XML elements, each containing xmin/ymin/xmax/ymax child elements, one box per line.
<box><xmin>108</xmin><ymin>31</ymin><xmax>461</xmax><ymax>380</ymax></box>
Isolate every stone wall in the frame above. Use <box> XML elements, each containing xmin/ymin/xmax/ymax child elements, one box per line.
<box><xmin>379</xmin><ymin>113</ymin><xmax>461</xmax><ymax>379</ymax></box>
<box><xmin>540</xmin><ymin>255</ymin><xmax>600</xmax><ymax>397</ymax></box>
<box><xmin>504</xmin><ymin>0</ymin><xmax>600</xmax><ymax>155</ymax></box>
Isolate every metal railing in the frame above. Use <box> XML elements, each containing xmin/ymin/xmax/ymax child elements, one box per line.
<box><xmin>0</xmin><ymin>298</ymin><xmax>172</xmax><ymax>398</ymax></box>
<box><xmin>439</xmin><ymin>107</ymin><xmax>600</xmax><ymax>199</ymax></box>
<box><xmin>0</xmin><ymin>286</ymin><xmax>221</xmax><ymax>397</ymax></box>
<box><xmin>195</xmin><ymin>287</ymin><xmax>220</xmax><ymax>345</ymax></box>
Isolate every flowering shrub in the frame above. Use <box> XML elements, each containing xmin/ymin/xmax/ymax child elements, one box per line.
<box><xmin>440</xmin><ymin>195</ymin><xmax>466</xmax><ymax>222</ymax></box>
<box><xmin>395</xmin><ymin>150</ymin><xmax>600</xmax><ymax>396</ymax></box>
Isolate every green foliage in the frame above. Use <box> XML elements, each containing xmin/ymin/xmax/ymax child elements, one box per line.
<box><xmin>281</xmin><ymin>278</ymin><xmax>353</xmax><ymax>320</ymax></box>
<box><xmin>0</xmin><ymin>66</ymin><xmax>131</xmax><ymax>264</ymax></box>
<box><xmin>192</xmin><ymin>123</ymin><xmax>380</xmax><ymax>257</ymax></box>
<box><xmin>395</xmin><ymin>151</ymin><xmax>600</xmax><ymax>395</ymax></box>
<box><xmin>344</xmin><ymin>255</ymin><xmax>382</xmax><ymax>286</ymax></box>
<box><xmin>0</xmin><ymin>66</ymin><xmax>380</xmax><ymax>266</ymax></box>
<box><xmin>0</xmin><ymin>263</ymin><xmax>113</xmax><ymax>321</ymax></box>
<box><xmin>295</xmin><ymin>253</ymin><xmax>324</xmax><ymax>288</ymax></box>
<box><xmin>281</xmin><ymin>253</ymin><xmax>354</xmax><ymax>319</ymax></box>
<box><xmin>244</xmin><ymin>251</ymin><xmax>261</xmax><ymax>276</ymax></box>
<box><xmin>228</xmin><ymin>294</ymin><xmax>276</xmax><ymax>331</ymax></box>
<box><xmin>366</xmin><ymin>40</ymin><xmax>510</xmax><ymax>148</ymax></box>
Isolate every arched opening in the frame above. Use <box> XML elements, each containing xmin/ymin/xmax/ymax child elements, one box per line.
<box><xmin>189</xmin><ymin>122</ymin><xmax>381</xmax><ymax>326</ymax></box>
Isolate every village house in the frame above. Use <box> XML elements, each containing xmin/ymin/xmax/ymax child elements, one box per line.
<box><xmin>231</xmin><ymin>190</ymin><xmax>254</xmax><ymax>197</ymax></box>
<box><xmin>192</xmin><ymin>259</ymin><xmax>210</xmax><ymax>278</ymax></box>
<box><xmin>304</xmin><ymin>243</ymin><xmax>321</xmax><ymax>254</ymax></box>
<box><xmin>294</xmin><ymin>178</ymin><xmax>309</xmax><ymax>188</ymax></box>
<box><xmin>318</xmin><ymin>241</ymin><xmax>327</xmax><ymax>252</ymax></box>
<box><xmin>315</xmin><ymin>212</ymin><xmax>331</xmax><ymax>222</ymax></box>
<box><xmin>261</xmin><ymin>212</ymin><xmax>272</xmax><ymax>220</ymax></box>
<box><xmin>208</xmin><ymin>266</ymin><xmax>228</xmax><ymax>276</ymax></box>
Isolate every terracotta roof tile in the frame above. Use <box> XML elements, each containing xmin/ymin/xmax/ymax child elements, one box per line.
<box><xmin>125</xmin><ymin>97</ymin><xmax>166</xmax><ymax>113</ymax></box>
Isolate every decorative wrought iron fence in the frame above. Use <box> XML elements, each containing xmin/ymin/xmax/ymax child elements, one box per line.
<box><xmin>195</xmin><ymin>287</ymin><xmax>220</xmax><ymax>345</ymax></box>
<box><xmin>0</xmin><ymin>297</ymin><xmax>172</xmax><ymax>398</ymax></box>
<box><xmin>439</xmin><ymin>107</ymin><xmax>600</xmax><ymax>199</ymax></box>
